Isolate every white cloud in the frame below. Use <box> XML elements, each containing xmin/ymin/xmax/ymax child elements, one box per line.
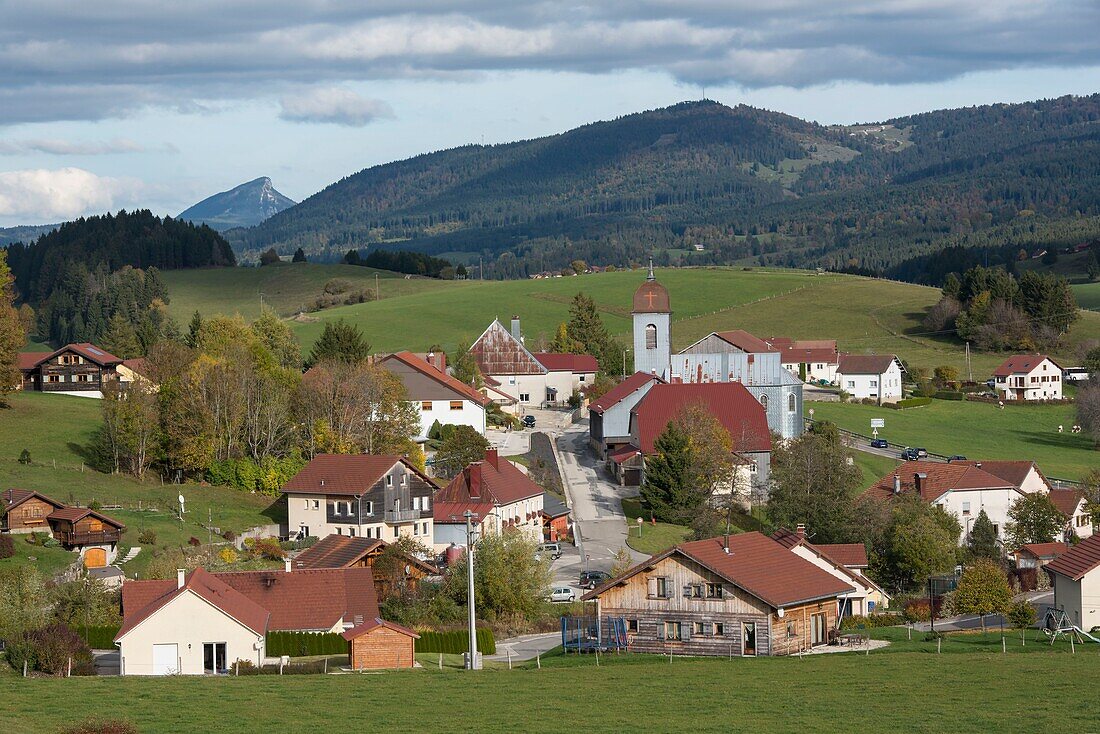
<box><xmin>0</xmin><ymin>167</ymin><xmax>145</xmax><ymax>222</ymax></box>
<box><xmin>0</xmin><ymin>138</ymin><xmax>150</xmax><ymax>155</ymax></box>
<box><xmin>279</xmin><ymin>87</ymin><xmax>394</xmax><ymax>126</ymax></box>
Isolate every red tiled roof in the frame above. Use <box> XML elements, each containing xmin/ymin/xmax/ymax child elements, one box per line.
<box><xmin>814</xmin><ymin>543</ymin><xmax>869</xmax><ymax>568</ymax></box>
<box><xmin>837</xmin><ymin>354</ymin><xmax>899</xmax><ymax>375</ymax></box>
<box><xmin>585</xmin><ymin>533</ymin><xmax>854</xmax><ymax>609</ymax></box>
<box><xmin>342</xmin><ymin>617</ymin><xmax>419</xmax><ymax>640</ymax></box>
<box><xmin>1045</xmin><ymin>535</ymin><xmax>1100</xmax><ymax>581</ymax></box>
<box><xmin>589</xmin><ymin>372</ymin><xmax>663</xmax><ymax>415</ymax></box>
<box><xmin>293</xmin><ymin>535</ymin><xmax>438</xmax><ymax>575</ymax></box>
<box><xmin>713</xmin><ymin>330</ymin><xmax>777</xmax><ymax>353</ymax></box>
<box><xmin>955</xmin><ymin>460</ymin><xmax>1044</xmax><ymax>490</ymax></box>
<box><xmin>380</xmin><ymin>351</ymin><xmax>491</xmax><ymax>407</ymax></box>
<box><xmin>216</xmin><ymin>567</ymin><xmax>380</xmax><ymax>631</ymax></box>
<box><xmin>2</xmin><ymin>488</ymin><xmax>64</xmax><ymax>512</ymax></box>
<box><xmin>765</xmin><ymin>337</ymin><xmax>839</xmax><ymax>366</ymax></box>
<box><xmin>633</xmin><ymin>278</ymin><xmax>671</xmax><ymax>314</ymax></box>
<box><xmin>1016</xmin><ymin>542</ymin><xmax>1068</xmax><ymax>560</ymax></box>
<box><xmin>433</xmin><ymin>500</ymin><xmax>495</xmax><ymax>523</ymax></box>
<box><xmin>534</xmin><ymin>353</ymin><xmax>598</xmax><ymax>373</ymax></box>
<box><xmin>117</xmin><ymin>569</ymin><xmax>271</xmax><ymax>641</ymax></box>
<box><xmin>992</xmin><ymin>354</ymin><xmax>1062</xmax><ymax>377</ymax></box>
<box><xmin>282</xmin><ymin>455</ymin><xmax>435</xmax><ymax>496</ymax></box>
<box><xmin>631</xmin><ymin>383</ymin><xmax>771</xmax><ymax>454</ymax></box>
<box><xmin>16</xmin><ymin>352</ymin><xmax>43</xmax><ymax>370</ymax></box>
<box><xmin>864</xmin><ymin>461</ymin><xmax>1015</xmax><ymax>502</ymax></box>
<box><xmin>1047</xmin><ymin>488</ymin><xmax>1085</xmax><ymax>518</ymax></box>
<box><xmin>435</xmin><ymin>449</ymin><xmax>543</xmax><ymax>510</ymax></box>
<box><xmin>47</xmin><ymin>506</ymin><xmax>125</xmax><ymax>529</ymax></box>
<box><xmin>607</xmin><ymin>444</ymin><xmax>643</xmax><ymax>463</ymax></box>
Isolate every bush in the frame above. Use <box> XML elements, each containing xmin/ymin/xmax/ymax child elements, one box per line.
<box><xmin>59</xmin><ymin>721</ymin><xmax>137</xmax><ymax>734</ymax></box>
<box><xmin>137</xmin><ymin>529</ymin><xmax>157</xmax><ymax>546</ymax></box>
<box><xmin>188</xmin><ymin>536</ymin><xmax>201</xmax><ymax>547</ymax></box>
<box><xmin>323</xmin><ymin>278</ymin><xmax>353</xmax><ymax>295</ymax></box>
<box><xmin>221</xmin><ymin>529</ymin><xmax>237</xmax><ymax>542</ymax></box>
<box><xmin>0</xmin><ymin>534</ymin><xmax>13</xmax><ymax>559</ymax></box>
<box><xmin>18</xmin><ymin>448</ymin><xmax>31</xmax><ymax>464</ymax></box>
<box><xmin>414</xmin><ymin>628</ymin><xmax>496</xmax><ymax>655</ymax></box>
<box><xmin>265</xmin><ymin>631</ymin><xmax>347</xmax><ymax>657</ymax></box>
<box><xmin>933</xmin><ymin>390</ymin><xmax>965</xmax><ymax>401</ymax></box>
<box><xmin>1008</xmin><ymin>600</ymin><xmax>1037</xmax><ymax>629</ymax></box>
<box><xmin>75</xmin><ymin>625</ymin><xmax>122</xmax><ymax>649</ymax></box>
<box><xmin>902</xmin><ymin>598</ymin><xmax>932</xmax><ymax>623</ymax></box>
<box><xmin>9</xmin><ymin>623</ymin><xmax>96</xmax><ymax>676</ymax></box>
<box><xmin>839</xmin><ymin>613</ymin><xmax>897</xmax><ymax>630</ymax></box>
<box><xmin>219</xmin><ymin>547</ymin><xmax>239</xmax><ymax>564</ymax></box>
<box><xmin>893</xmin><ymin>397</ymin><xmax>933</xmax><ymax>409</ymax></box>
<box><xmin>253</xmin><ymin>537</ymin><xmax>285</xmax><ymax>560</ymax></box>
<box><xmin>206</xmin><ymin>456</ymin><xmax>307</xmax><ymax>496</ymax></box>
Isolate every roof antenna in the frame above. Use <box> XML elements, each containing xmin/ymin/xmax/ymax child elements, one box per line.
<box><xmin>647</xmin><ymin>258</ymin><xmax>655</xmax><ymax>281</ymax></box>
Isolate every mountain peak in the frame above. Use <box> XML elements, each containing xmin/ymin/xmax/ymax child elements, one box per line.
<box><xmin>179</xmin><ymin>177</ymin><xmax>295</xmax><ymax>231</ymax></box>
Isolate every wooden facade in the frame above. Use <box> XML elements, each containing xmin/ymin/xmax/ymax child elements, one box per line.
<box><xmin>1</xmin><ymin>494</ymin><xmax>61</xmax><ymax>533</ymax></box>
<box><xmin>18</xmin><ymin>345</ymin><xmax>125</xmax><ymax>394</ymax></box>
<box><xmin>346</xmin><ymin>623</ymin><xmax>418</xmax><ymax>669</ymax></box>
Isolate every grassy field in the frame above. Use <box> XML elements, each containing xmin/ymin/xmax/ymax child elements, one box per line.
<box><xmin>811</xmin><ymin>399</ymin><xmax>1095</xmax><ymax>480</ymax></box>
<box><xmin>0</xmin><ymin>393</ymin><xmax>281</xmax><ymax>579</ymax></box>
<box><xmin>851</xmin><ymin>449</ymin><xmax>901</xmax><ymax>489</ymax></box>
<box><xmin>4</xmin><ymin>635</ymin><xmax>1098</xmax><ymax>732</ymax></box>
<box><xmin>159</xmin><ymin>262</ymin><xmax>458</xmax><ymax>322</ymax></box>
<box><xmin>1072</xmin><ymin>281</ymin><xmax>1100</xmax><ymax>311</ymax></box>
<box><xmin>161</xmin><ymin>265</ymin><xmax>1100</xmax><ymax>375</ymax></box>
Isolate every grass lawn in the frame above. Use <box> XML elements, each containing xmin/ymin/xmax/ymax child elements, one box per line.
<box><xmin>851</xmin><ymin>449</ymin><xmax>901</xmax><ymax>490</ymax></box>
<box><xmin>4</xmin><ymin>640</ymin><xmax>1099</xmax><ymax>732</ymax></box>
<box><xmin>620</xmin><ymin>496</ymin><xmax>693</xmax><ymax>554</ymax></box>
<box><xmin>811</xmin><ymin>399</ymin><xmax>1095</xmax><ymax>481</ymax></box>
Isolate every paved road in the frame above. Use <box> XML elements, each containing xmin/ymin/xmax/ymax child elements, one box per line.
<box><xmin>484</xmin><ymin>632</ymin><xmax>561</xmax><ymax>662</ymax></box>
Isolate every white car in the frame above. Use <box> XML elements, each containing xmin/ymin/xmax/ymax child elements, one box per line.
<box><xmin>549</xmin><ymin>586</ymin><xmax>577</xmax><ymax>603</ymax></box>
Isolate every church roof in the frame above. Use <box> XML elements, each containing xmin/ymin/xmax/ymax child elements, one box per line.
<box><xmin>632</xmin><ymin>265</ymin><xmax>670</xmax><ymax>314</ymax></box>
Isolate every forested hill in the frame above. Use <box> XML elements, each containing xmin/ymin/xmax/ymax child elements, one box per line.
<box><xmin>230</xmin><ymin>96</ymin><xmax>1100</xmax><ymax>280</ymax></box>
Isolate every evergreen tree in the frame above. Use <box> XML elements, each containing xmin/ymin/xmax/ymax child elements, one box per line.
<box><xmin>640</xmin><ymin>421</ymin><xmax>700</xmax><ymax>524</ymax></box>
<box><xmin>186</xmin><ymin>311</ymin><xmax>202</xmax><ymax>348</ymax></box>
<box><xmin>566</xmin><ymin>292</ymin><xmax>626</xmax><ymax>375</ymax></box>
<box><xmin>549</xmin><ymin>322</ymin><xmax>582</xmax><ymax>353</ymax></box>
<box><xmin>0</xmin><ymin>250</ymin><xmax>24</xmax><ymax>402</ymax></box>
<box><xmin>968</xmin><ymin>509</ymin><xmax>999</xmax><ymax>559</ymax></box>
<box><xmin>306</xmin><ymin>319</ymin><xmax>371</xmax><ymax>367</ymax></box>
<box><xmin>101</xmin><ymin>312</ymin><xmax>142</xmax><ymax>359</ymax></box>
<box><xmin>259</xmin><ymin>248</ymin><xmax>281</xmax><ymax>266</ymax></box>
<box><xmin>292</xmin><ymin>248</ymin><xmax>308</xmax><ymax>263</ymax></box>
<box><xmin>450</xmin><ymin>341</ymin><xmax>483</xmax><ymax>389</ymax></box>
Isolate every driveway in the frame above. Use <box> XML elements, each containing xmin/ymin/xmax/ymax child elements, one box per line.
<box><xmin>484</xmin><ymin>632</ymin><xmax>561</xmax><ymax>663</ymax></box>
<box><xmin>92</xmin><ymin>649</ymin><xmax>120</xmax><ymax>676</ymax></box>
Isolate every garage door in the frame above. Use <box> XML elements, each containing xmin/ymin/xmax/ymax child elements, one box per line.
<box><xmin>152</xmin><ymin>643</ymin><xmax>179</xmax><ymax>675</ymax></box>
<box><xmin>83</xmin><ymin>548</ymin><xmax>107</xmax><ymax>569</ymax></box>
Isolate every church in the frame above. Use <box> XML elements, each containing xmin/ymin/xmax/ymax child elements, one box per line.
<box><xmin>631</xmin><ymin>266</ymin><xmax>804</xmax><ymax>440</ymax></box>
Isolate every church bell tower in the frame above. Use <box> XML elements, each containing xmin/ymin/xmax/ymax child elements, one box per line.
<box><xmin>632</xmin><ymin>261</ymin><xmax>672</xmax><ymax>379</ymax></box>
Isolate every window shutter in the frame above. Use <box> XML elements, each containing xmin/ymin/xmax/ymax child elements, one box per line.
<box><xmin>656</xmin><ymin>623</ymin><xmax>666</xmax><ymax>640</ymax></box>
<box><xmin>648</xmin><ymin>578</ymin><xmax>658</xmax><ymax>597</ymax></box>
<box><xmin>683</xmin><ymin>585</ymin><xmax>693</xmax><ymax>598</ymax></box>
<box><xmin>703</xmin><ymin>621</ymin><xmax>711</xmax><ymax>637</ymax></box>
<box><xmin>682</xmin><ymin>624</ymin><xmax>691</xmax><ymax>641</ymax></box>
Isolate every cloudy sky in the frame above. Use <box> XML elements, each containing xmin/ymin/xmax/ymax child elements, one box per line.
<box><xmin>1</xmin><ymin>0</ymin><xmax>1100</xmax><ymax>226</ymax></box>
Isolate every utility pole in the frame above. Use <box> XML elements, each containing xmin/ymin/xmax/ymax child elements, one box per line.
<box><xmin>965</xmin><ymin>342</ymin><xmax>973</xmax><ymax>382</ymax></box>
<box><xmin>375</xmin><ymin>273</ymin><xmax>379</xmax><ymax>300</ymax></box>
<box><xmin>464</xmin><ymin>511</ymin><xmax>480</xmax><ymax>670</ymax></box>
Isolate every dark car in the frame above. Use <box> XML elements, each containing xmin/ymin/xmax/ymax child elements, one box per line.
<box><xmin>870</xmin><ymin>438</ymin><xmax>889</xmax><ymax>449</ymax></box>
<box><xmin>522</xmin><ymin>414</ymin><xmax>536</xmax><ymax>428</ymax></box>
<box><xmin>900</xmin><ymin>447</ymin><xmax>919</xmax><ymax>461</ymax></box>
<box><xmin>579</xmin><ymin>570</ymin><xmax>612</xmax><ymax>589</ymax></box>
<box><xmin>947</xmin><ymin>455</ymin><xmax>967</xmax><ymax>462</ymax></box>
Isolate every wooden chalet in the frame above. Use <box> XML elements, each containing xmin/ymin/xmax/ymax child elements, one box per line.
<box><xmin>292</xmin><ymin>534</ymin><xmax>439</xmax><ymax>598</ymax></box>
<box><xmin>16</xmin><ymin>343</ymin><xmax>127</xmax><ymax>396</ymax></box>
<box><xmin>2</xmin><ymin>489</ymin><xmax>125</xmax><ymax>568</ymax></box>
<box><xmin>582</xmin><ymin>533</ymin><xmax>854</xmax><ymax>656</ymax></box>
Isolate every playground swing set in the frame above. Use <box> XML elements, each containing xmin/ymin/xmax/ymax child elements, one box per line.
<box><xmin>1038</xmin><ymin>608</ymin><xmax>1100</xmax><ymax>645</ymax></box>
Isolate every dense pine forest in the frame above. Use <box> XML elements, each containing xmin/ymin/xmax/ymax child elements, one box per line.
<box><xmin>229</xmin><ymin>97</ymin><xmax>1100</xmax><ymax>281</ymax></box>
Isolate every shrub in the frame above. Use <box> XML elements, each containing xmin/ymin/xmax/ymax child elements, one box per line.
<box><xmin>265</xmin><ymin>631</ymin><xmax>346</xmax><ymax>657</ymax></box>
<box><xmin>137</xmin><ymin>529</ymin><xmax>157</xmax><ymax>546</ymax></box>
<box><xmin>87</xmin><ymin>500</ymin><xmax>102</xmax><ymax>512</ymax></box>
<box><xmin>59</xmin><ymin>721</ymin><xmax>138</xmax><ymax>734</ymax></box>
<box><xmin>0</xmin><ymin>534</ymin><xmax>13</xmax><ymax>559</ymax></box>
<box><xmin>219</xmin><ymin>547</ymin><xmax>239</xmax><ymax>564</ymax></box>
<box><xmin>894</xmin><ymin>397</ymin><xmax>933</xmax><ymax>409</ymax></box>
<box><xmin>188</xmin><ymin>536</ymin><xmax>202</xmax><ymax>547</ymax></box>
<box><xmin>323</xmin><ymin>278</ymin><xmax>353</xmax><ymax>295</ymax></box>
<box><xmin>5</xmin><ymin>635</ymin><xmax>38</xmax><ymax>672</ymax></box>
<box><xmin>221</xmin><ymin>529</ymin><xmax>237</xmax><ymax>542</ymax></box>
<box><xmin>933</xmin><ymin>390</ymin><xmax>965</xmax><ymax>401</ymax></box>
<box><xmin>1008</xmin><ymin>600</ymin><xmax>1037</xmax><ymax>629</ymax></box>
<box><xmin>74</xmin><ymin>625</ymin><xmax>121</xmax><ymax>650</ymax></box>
<box><xmin>254</xmin><ymin>537</ymin><xmax>285</xmax><ymax>560</ymax></box>
<box><xmin>10</xmin><ymin>623</ymin><xmax>96</xmax><ymax>676</ymax></box>
<box><xmin>839</xmin><ymin>613</ymin><xmax>897</xmax><ymax>630</ymax></box>
<box><xmin>206</xmin><ymin>456</ymin><xmax>307</xmax><ymax>496</ymax></box>
<box><xmin>414</xmin><ymin>628</ymin><xmax>496</xmax><ymax>655</ymax></box>
<box><xmin>18</xmin><ymin>448</ymin><xmax>31</xmax><ymax>464</ymax></box>
<box><xmin>902</xmin><ymin>598</ymin><xmax>932</xmax><ymax>623</ymax></box>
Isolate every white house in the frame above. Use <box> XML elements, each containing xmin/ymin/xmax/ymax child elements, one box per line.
<box><xmin>772</xmin><ymin>527</ymin><xmax>891</xmax><ymax>616</ymax></box>
<box><xmin>766</xmin><ymin>337</ymin><xmax>840</xmax><ymax>384</ymax></box>
<box><xmin>432</xmin><ymin>448</ymin><xmax>544</xmax><ymax>551</ymax></box>
<box><xmin>836</xmin><ymin>354</ymin><xmax>904</xmax><ymax>403</ymax></box>
<box><xmin>282</xmin><ymin>455</ymin><xmax>436</xmax><ymax>543</ymax></box>
<box><xmin>1049</xmin><ymin>488</ymin><xmax>1095</xmax><ymax>541</ymax></box>
<box><xmin>378</xmin><ymin>351</ymin><xmax>491</xmax><ymax>438</ymax></box>
<box><xmin>865</xmin><ymin>462</ymin><xmax>1025</xmax><ymax>545</ymax></box>
<box><xmin>534</xmin><ymin>352</ymin><xmax>598</xmax><ymax>404</ymax></box>
<box><xmin>1045</xmin><ymin>535</ymin><xmax>1100</xmax><ymax>633</ymax></box>
<box><xmin>992</xmin><ymin>354</ymin><xmax>1063</xmax><ymax>401</ymax></box>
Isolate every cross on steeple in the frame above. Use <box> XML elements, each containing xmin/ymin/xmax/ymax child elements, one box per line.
<box><xmin>645</xmin><ymin>290</ymin><xmax>656</xmax><ymax>308</ymax></box>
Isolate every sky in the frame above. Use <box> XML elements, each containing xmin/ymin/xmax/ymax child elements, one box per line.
<box><xmin>1</xmin><ymin>1</ymin><xmax>1100</xmax><ymax>226</ymax></box>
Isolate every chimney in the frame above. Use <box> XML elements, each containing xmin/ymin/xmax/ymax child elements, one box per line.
<box><xmin>284</xmin><ymin>558</ymin><xmax>292</xmax><ymax>573</ymax></box>
<box><xmin>795</xmin><ymin>523</ymin><xmax>806</xmax><ymax>537</ymax></box>
<box><xmin>723</xmin><ymin>534</ymin><xmax>730</xmax><ymax>554</ymax></box>
<box><xmin>485</xmin><ymin>448</ymin><xmax>499</xmax><ymax>470</ymax></box>
<box><xmin>975</xmin><ymin>462</ymin><xmax>982</xmax><ymax>469</ymax></box>
<box><xmin>468</xmin><ymin>464</ymin><xmax>482</xmax><ymax>499</ymax></box>
<box><xmin>510</xmin><ymin>316</ymin><xmax>522</xmax><ymax>342</ymax></box>
<box><xmin>892</xmin><ymin>474</ymin><xmax>901</xmax><ymax>495</ymax></box>
<box><xmin>915</xmin><ymin>472</ymin><xmax>927</xmax><ymax>494</ymax></box>
<box><xmin>176</xmin><ymin>568</ymin><xmax>186</xmax><ymax>589</ymax></box>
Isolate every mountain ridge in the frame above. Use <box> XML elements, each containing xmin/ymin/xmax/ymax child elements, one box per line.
<box><xmin>179</xmin><ymin>176</ymin><xmax>295</xmax><ymax>231</ymax></box>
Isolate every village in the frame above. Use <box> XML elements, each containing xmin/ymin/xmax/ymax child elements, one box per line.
<box><xmin>3</xmin><ymin>264</ymin><xmax>1098</xmax><ymax>690</ymax></box>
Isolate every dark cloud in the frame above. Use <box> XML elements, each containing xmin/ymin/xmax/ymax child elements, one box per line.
<box><xmin>2</xmin><ymin>1</ymin><xmax>1099</xmax><ymax>123</ymax></box>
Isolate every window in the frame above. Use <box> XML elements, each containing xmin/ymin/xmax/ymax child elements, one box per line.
<box><xmin>508</xmin><ymin>376</ymin><xmax>516</xmax><ymax>385</ymax></box>
<box><xmin>48</xmin><ymin>375</ymin><xmax>61</xmax><ymax>383</ymax></box>
<box><xmin>788</xmin><ymin>393</ymin><xmax>796</xmax><ymax>412</ymax></box>
<box><xmin>847</xmin><ymin>380</ymin><xmax>855</xmax><ymax>388</ymax></box>
<box><xmin>303</xmin><ymin>500</ymin><xmax>309</xmax><ymax>509</ymax></box>
<box><xmin>749</xmin><ymin>461</ymin><xmax>758</xmax><ymax>474</ymax></box>
<box><xmin>645</xmin><ymin>324</ymin><xmax>658</xmax><ymax>350</ymax></box>
<box><xmin>77</xmin><ymin>374</ymin><xmax>90</xmax><ymax>382</ymax></box>
<box><xmin>336</xmin><ymin>527</ymin><xmax>342</xmax><ymax>535</ymax></box>
<box><xmin>962</xmin><ymin>501</ymin><xmax>971</xmax><ymax>515</ymax></box>
<box><xmin>649</xmin><ymin>577</ymin><xmax>671</xmax><ymax>599</ymax></box>
<box><xmin>693</xmin><ymin>621</ymin><xmax>706</xmax><ymax>636</ymax></box>
<box><xmin>713</xmin><ymin>623</ymin><xmax>725</xmax><ymax>637</ymax></box>
<box><xmin>684</xmin><ymin>583</ymin><xmax>704</xmax><ymax>598</ymax></box>
<box><xmin>870</xmin><ymin>380</ymin><xmax>878</xmax><ymax>387</ymax></box>
<box><xmin>450</xmin><ymin>401</ymin><xmax>463</xmax><ymax>411</ymax></box>
<box><xmin>385</xmin><ymin>475</ymin><xmax>393</xmax><ymax>487</ymax></box>
<box><xmin>349</xmin><ymin>527</ymin><xmax>356</xmax><ymax>537</ymax></box>
<box><xmin>759</xmin><ymin>394</ymin><xmax>768</xmax><ymax>410</ymax></box>
<box><xmin>992</xmin><ymin>524</ymin><xmax>1000</xmax><ymax>536</ymax></box>
<box><xmin>364</xmin><ymin>501</ymin><xmax>373</xmax><ymax>515</ymax></box>
<box><xmin>786</xmin><ymin>621</ymin><xmax>797</xmax><ymax>639</ymax></box>
<box><xmin>202</xmin><ymin>642</ymin><xmax>227</xmax><ymax>675</ymax></box>
<box><xmin>519</xmin><ymin>393</ymin><xmax>530</xmax><ymax>402</ymax></box>
<box><xmin>579</xmin><ymin>375</ymin><xmax>585</xmax><ymax>382</ymax></box>
<box><xmin>401</xmin><ymin>474</ymin><xmax>408</xmax><ymax>486</ymax></box>
<box><xmin>664</xmin><ymin>621</ymin><xmax>682</xmax><ymax>641</ymax></box>
<box><xmin>345</xmin><ymin>501</ymin><xmax>353</xmax><ymax>515</ymax></box>
<box><xmin>705</xmin><ymin>583</ymin><xmax>723</xmax><ymax>599</ymax></box>
<box><xmin>421</xmin><ymin>401</ymin><xmax>433</xmax><ymax>411</ymax></box>
<box><xmin>312</xmin><ymin>500</ymin><xmax>320</xmax><ymax>510</ymax></box>
<box><xmin>626</xmin><ymin>619</ymin><xmax>638</xmax><ymax>633</ymax></box>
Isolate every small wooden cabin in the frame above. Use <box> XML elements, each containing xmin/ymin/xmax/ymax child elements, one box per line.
<box><xmin>343</xmin><ymin>618</ymin><xmax>419</xmax><ymax>669</ymax></box>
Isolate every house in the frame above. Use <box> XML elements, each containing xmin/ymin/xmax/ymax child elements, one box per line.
<box><xmin>771</xmin><ymin>527</ymin><xmax>890</xmax><ymax>616</ymax></box>
<box><xmin>433</xmin><ymin>448</ymin><xmax>544</xmax><ymax>550</ymax></box>
<box><xmin>115</xmin><ymin>565</ymin><xmax>409</xmax><ymax>674</ymax></box>
<box><xmin>343</xmin><ymin>618</ymin><xmax>419</xmax><ymax>670</ymax></box>
<box><xmin>1048</xmin><ymin>488</ymin><xmax>1095</xmax><ymax>541</ymax></box>
<box><xmin>993</xmin><ymin>354</ymin><xmax>1063</xmax><ymax>401</ymax></box>
<box><xmin>1</xmin><ymin>489</ymin><xmax>124</xmax><ymax>568</ymax></box>
<box><xmin>282</xmin><ymin>455</ymin><xmax>437</xmax><ymax>543</ymax></box>
<box><xmin>956</xmin><ymin>460</ymin><xmax>1093</xmax><ymax>541</ymax></box>
<box><xmin>1045</xmin><ymin>534</ymin><xmax>1100</xmax><ymax>632</ymax></box>
<box><xmin>467</xmin><ymin>317</ymin><xmax>597</xmax><ymax>408</ymax></box>
<box><xmin>581</xmin><ymin>533</ymin><xmax>855</xmax><ymax>656</ymax></box>
<box><xmin>1013</xmin><ymin>542</ymin><xmax>1068</xmax><ymax>570</ymax></box>
<box><xmin>541</xmin><ymin>493</ymin><xmax>571</xmax><ymax>542</ymax></box>
<box><xmin>765</xmin><ymin>337</ymin><xmax>840</xmax><ymax>384</ymax></box>
<box><xmin>836</xmin><ymin>354</ymin><xmax>904</xmax><ymax>403</ymax></box>
<box><xmin>864</xmin><ymin>462</ymin><xmax>1024</xmax><ymax>545</ymax></box>
<box><xmin>15</xmin><ymin>343</ymin><xmax>135</xmax><ymax>398</ymax></box>
<box><xmin>292</xmin><ymin>534</ymin><xmax>439</xmax><ymax>598</ymax></box>
<box><xmin>627</xmin><ymin>382</ymin><xmax>772</xmax><ymax>494</ymax></box>
<box><xmin>378</xmin><ymin>351</ymin><xmax>491</xmax><ymax>438</ymax></box>
<box><xmin>607</xmin><ymin>444</ymin><xmax>645</xmax><ymax>487</ymax></box>
<box><xmin>588</xmin><ymin>371</ymin><xmax>664</xmax><ymax>457</ymax></box>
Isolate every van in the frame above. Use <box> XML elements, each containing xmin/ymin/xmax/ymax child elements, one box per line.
<box><xmin>538</xmin><ymin>542</ymin><xmax>563</xmax><ymax>560</ymax></box>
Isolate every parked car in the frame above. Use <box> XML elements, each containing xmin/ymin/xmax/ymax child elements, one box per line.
<box><xmin>915</xmin><ymin>447</ymin><xmax>928</xmax><ymax>458</ymax></box>
<box><xmin>579</xmin><ymin>570</ymin><xmax>612</xmax><ymax>589</ymax></box>
<box><xmin>522</xmin><ymin>414</ymin><xmax>536</xmax><ymax>428</ymax></box>
<box><xmin>549</xmin><ymin>586</ymin><xmax>576</xmax><ymax>603</ymax></box>
<box><xmin>947</xmin><ymin>455</ymin><xmax>967</xmax><ymax>462</ymax></box>
<box><xmin>900</xmin><ymin>447</ymin><xmax>919</xmax><ymax>461</ymax></box>
<box><xmin>537</xmin><ymin>542</ymin><xmax>563</xmax><ymax>560</ymax></box>
<box><xmin>870</xmin><ymin>438</ymin><xmax>889</xmax><ymax>449</ymax></box>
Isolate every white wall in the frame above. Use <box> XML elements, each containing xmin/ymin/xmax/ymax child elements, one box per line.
<box><xmin>995</xmin><ymin>361</ymin><xmax>1063</xmax><ymax>401</ymax></box>
<box><xmin>788</xmin><ymin>545</ymin><xmax>873</xmax><ymax>616</ymax></box>
<box><xmin>839</xmin><ymin>363</ymin><xmax>903</xmax><ymax>401</ymax></box>
<box><xmin>936</xmin><ymin>489</ymin><xmax>1024</xmax><ymax>545</ymax></box>
<box><xmin>1052</xmin><ymin>570</ymin><xmax>1100</xmax><ymax>632</ymax></box>
<box><xmin>783</xmin><ymin>362</ymin><xmax>838</xmax><ymax>384</ymax></box>
<box><xmin>633</xmin><ymin>312</ymin><xmax>671</xmax><ymax>380</ymax></box>
<box><xmin>286</xmin><ymin>493</ymin><xmax>434</xmax><ymax>542</ymax></box>
<box><xmin>118</xmin><ymin>589</ymin><xmax>264</xmax><ymax>675</ymax></box>
<box><xmin>417</xmin><ymin>399</ymin><xmax>486</xmax><ymax>437</ymax></box>
<box><xmin>487</xmin><ymin>373</ymin><xmax>547</xmax><ymax>406</ymax></box>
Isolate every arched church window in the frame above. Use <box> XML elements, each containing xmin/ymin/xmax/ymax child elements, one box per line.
<box><xmin>759</xmin><ymin>394</ymin><xmax>768</xmax><ymax>410</ymax></box>
<box><xmin>645</xmin><ymin>324</ymin><xmax>657</xmax><ymax>350</ymax></box>
<box><xmin>788</xmin><ymin>393</ymin><xmax>796</xmax><ymax>412</ymax></box>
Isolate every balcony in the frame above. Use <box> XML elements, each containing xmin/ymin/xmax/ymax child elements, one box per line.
<box><xmin>385</xmin><ymin>508</ymin><xmax>420</xmax><ymax>523</ymax></box>
<box><xmin>54</xmin><ymin>529</ymin><xmax>121</xmax><ymax>546</ymax></box>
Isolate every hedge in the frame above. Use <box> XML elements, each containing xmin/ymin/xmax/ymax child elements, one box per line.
<box><xmin>890</xmin><ymin>397</ymin><xmax>932</xmax><ymax>409</ymax></box>
<box><xmin>76</xmin><ymin>625</ymin><xmax>121</xmax><ymax>649</ymax></box>
<box><xmin>839</xmin><ymin>613</ymin><xmax>897</xmax><ymax>630</ymax></box>
<box><xmin>265</xmin><ymin>631</ymin><xmax>347</xmax><ymax>657</ymax></box>
<box><xmin>933</xmin><ymin>391</ymin><xmax>965</xmax><ymax>401</ymax></box>
<box><xmin>415</xmin><ymin>628</ymin><xmax>496</xmax><ymax>655</ymax></box>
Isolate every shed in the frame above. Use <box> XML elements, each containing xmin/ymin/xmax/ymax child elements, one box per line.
<box><xmin>342</xmin><ymin>618</ymin><xmax>419</xmax><ymax>669</ymax></box>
